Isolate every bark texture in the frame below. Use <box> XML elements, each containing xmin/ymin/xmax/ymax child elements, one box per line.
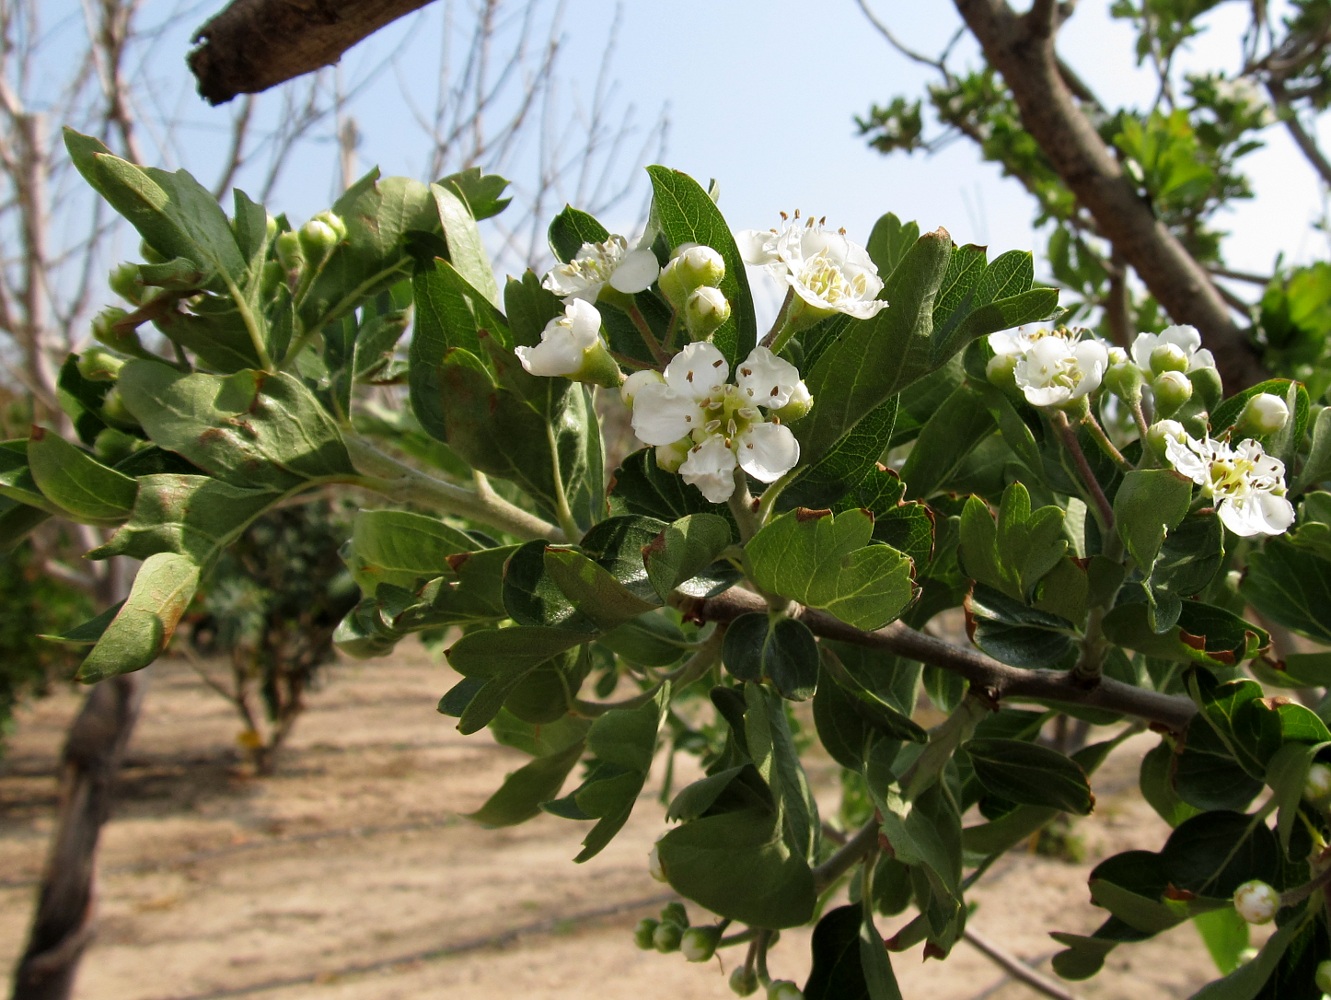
<box><xmin>953</xmin><ymin>0</ymin><xmax>1268</xmax><ymax>391</ymax></box>
<box><xmin>10</xmin><ymin>674</ymin><xmax>145</xmax><ymax>1000</ymax></box>
<box><xmin>189</xmin><ymin>0</ymin><xmax>436</xmax><ymax>105</ymax></box>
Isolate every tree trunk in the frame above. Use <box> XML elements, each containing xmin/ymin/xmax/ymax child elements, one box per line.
<box><xmin>10</xmin><ymin>672</ymin><xmax>145</xmax><ymax>1000</ymax></box>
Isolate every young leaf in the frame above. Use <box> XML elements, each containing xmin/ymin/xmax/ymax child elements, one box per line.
<box><xmin>77</xmin><ymin>552</ymin><xmax>200</xmax><ymax>682</ymax></box>
<box><xmin>26</xmin><ymin>428</ymin><xmax>136</xmax><ymax>524</ymax></box>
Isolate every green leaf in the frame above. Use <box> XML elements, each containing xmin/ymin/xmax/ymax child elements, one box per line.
<box><xmin>446</xmin><ymin>625</ymin><xmax>588</xmax><ymax>680</ymax></box>
<box><xmin>77</xmin><ymin>552</ymin><xmax>200</xmax><ymax>681</ymax></box>
<box><xmin>432</xmin><ymin>181</ymin><xmax>499</xmax><ymax>307</ymax></box>
<box><xmin>746</xmin><ymin>508</ymin><xmax>916</xmax><ymax>630</ymax></box>
<box><xmin>465</xmin><ymin>739</ymin><xmax>585</xmax><ymax>827</ymax></box>
<box><xmin>543</xmin><ymin>546</ymin><xmax>660</xmax><ymax>631</ymax></box>
<box><xmin>965</xmin><ymin>585</ymin><xmax>1076</xmax><ymax>670</ymax></box>
<box><xmin>803</xmin><ymin>904</ymin><xmax>904</xmax><ymax>1000</ymax></box>
<box><xmin>117</xmin><ymin>361</ymin><xmax>353</xmax><ymax>489</ymax></box>
<box><xmin>1190</xmin><ymin>914</ymin><xmax>1315</xmax><ymax>1000</ymax></box>
<box><xmin>963</xmin><ymin>737</ymin><xmax>1094</xmax><ymax>814</ymax></box>
<box><xmin>1294</xmin><ymin>405</ymin><xmax>1331</xmax><ymax>492</ymax></box>
<box><xmin>1103</xmin><ymin>600</ymin><xmax>1267</xmax><ymax>668</ymax></box>
<box><xmin>865</xmin><ymin>212</ymin><xmax>919</xmax><ymax>279</ymax></box>
<box><xmin>819</xmin><ymin>645</ymin><xmax>927</xmax><ymax>745</ymax></box>
<box><xmin>722</xmin><ymin>614</ymin><xmax>819</xmax><ymax>700</ymax></box>
<box><xmin>780</xmin><ymin>395</ymin><xmax>900</xmax><ymax>511</ymax></box>
<box><xmin>646</xmin><ymin>167</ymin><xmax>756</xmax><ymax>365</ymax></box>
<box><xmin>26</xmin><ymin>428</ymin><xmax>136</xmax><ymax>524</ymax></box>
<box><xmin>1243</xmin><ymin>538</ymin><xmax>1331</xmax><ymax>644</ymax></box>
<box><xmin>897</xmin><ymin>383</ymin><xmax>995</xmax><ymax>499</ymax></box>
<box><xmin>503</xmin><ymin>538</ymin><xmax>599</xmax><ymax>631</ymax></box>
<box><xmin>1173</xmin><ymin>718</ymin><xmax>1264</xmax><ymax>812</ymax></box>
<box><xmin>1192</xmin><ymin>907</ymin><xmax>1249</xmax><ymax>977</ymax></box>
<box><xmin>643</xmin><ymin>513</ymin><xmax>733</xmax><ymax>599</ymax></box>
<box><xmin>1114</xmin><ymin>468</ymin><xmax>1193</xmax><ymax>573</ymax></box>
<box><xmin>344</xmin><ymin>509</ymin><xmax>475</xmax><ymax>593</ymax></box>
<box><xmin>744</xmin><ymin>683</ymin><xmax>820</xmax><ymax>861</ymax></box>
<box><xmin>548</xmin><ymin>205</ymin><xmax>609</xmax><ymax>261</ymax></box>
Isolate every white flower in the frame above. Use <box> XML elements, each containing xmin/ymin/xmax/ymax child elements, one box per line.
<box><xmin>1131</xmin><ymin>324</ymin><xmax>1216</xmax><ymax>375</ymax></box>
<box><xmin>737</xmin><ymin>213</ymin><xmax>886</xmax><ymax>320</ymax></box>
<box><xmin>1164</xmin><ymin>433</ymin><xmax>1295</xmax><ymax>536</ymax></box>
<box><xmin>542</xmin><ymin>235</ymin><xmax>660</xmax><ymax>303</ymax></box>
<box><xmin>1012</xmin><ymin>334</ymin><xmax>1109</xmax><ymax>408</ymax></box>
<box><xmin>629</xmin><ymin>343</ymin><xmax>807</xmax><ymax>502</ymax></box>
<box><xmin>514</xmin><ymin>299</ymin><xmax>605</xmax><ymax>377</ymax></box>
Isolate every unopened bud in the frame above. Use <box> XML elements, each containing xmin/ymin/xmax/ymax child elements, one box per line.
<box><xmin>684</xmin><ymin>286</ymin><xmax>731</xmax><ymax>339</ymax></box>
<box><xmin>1145</xmin><ymin>419</ymin><xmax>1187</xmax><ymax>463</ymax></box>
<box><xmin>770</xmin><ymin>381</ymin><xmax>813</xmax><ymax>424</ymax></box>
<box><xmin>99</xmin><ymin>386</ymin><xmax>139</xmax><ymax>430</ymax></box>
<box><xmin>1316</xmin><ymin>959</ymin><xmax>1331</xmax><ymax>993</ymax></box>
<box><xmin>647</xmin><ymin>840</ymin><xmax>667</xmax><ymax>882</ymax></box>
<box><xmin>660</xmin><ymin>902</ymin><xmax>689</xmax><ymax>928</ymax></box>
<box><xmin>652</xmin><ymin>920</ymin><xmax>683</xmax><ymax>953</ymax></box>
<box><xmin>1233</xmin><ymin>880</ymin><xmax>1279</xmax><ymax>924</ymax></box>
<box><xmin>729</xmin><ymin>966</ymin><xmax>759</xmax><ymax>996</ymax></box>
<box><xmin>655</xmin><ymin>437</ymin><xmax>691</xmax><ymax>473</ymax></box>
<box><xmin>659</xmin><ymin>244</ymin><xmax>726</xmax><ymax>308</ymax></box>
<box><xmin>985</xmin><ymin>352</ymin><xmax>1017</xmax><ymax>388</ymax></box>
<box><xmin>1305</xmin><ymin>762</ymin><xmax>1331</xmax><ymax>803</ymax></box>
<box><xmin>633</xmin><ymin>917</ymin><xmax>659</xmax><ymax>950</ymax></box>
<box><xmin>275</xmin><ymin>231</ymin><xmax>305</xmax><ymax>272</ymax></box>
<box><xmin>1189</xmin><ymin>365</ymin><xmax>1224</xmax><ymax>410</ymax></box>
<box><xmin>1150</xmin><ymin>342</ymin><xmax>1190</xmax><ymax>375</ymax></box>
<box><xmin>298</xmin><ymin>212</ymin><xmax>345</xmax><ymax>264</ymax></box>
<box><xmin>1102</xmin><ymin>361</ymin><xmax>1145</xmax><ymax>405</ymax></box>
<box><xmin>76</xmin><ymin>347</ymin><xmax>125</xmax><ymax>382</ymax></box>
<box><xmin>622</xmin><ymin>369</ymin><xmax>664</xmax><ymax>408</ymax></box>
<box><xmin>108</xmin><ymin>262</ymin><xmax>144</xmax><ymax>304</ymax></box>
<box><xmin>1152</xmin><ymin>370</ymin><xmax>1193</xmax><ymax>417</ymax></box>
<box><xmin>681</xmin><ymin>925</ymin><xmax>722</xmax><ymax>963</ymax></box>
<box><xmin>1236</xmin><ymin>393</ymin><xmax>1290</xmax><ymax>437</ymax></box>
<box><xmin>767</xmin><ymin>981</ymin><xmax>803</xmax><ymax>1000</ymax></box>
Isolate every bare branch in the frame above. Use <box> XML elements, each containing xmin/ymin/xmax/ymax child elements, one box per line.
<box><xmin>952</xmin><ymin>0</ymin><xmax>1268</xmax><ymax>391</ymax></box>
<box><xmin>188</xmin><ymin>0</ymin><xmax>438</xmax><ymax>105</ymax></box>
<box><xmin>680</xmin><ymin>587</ymin><xmax>1196</xmax><ymax>732</ymax></box>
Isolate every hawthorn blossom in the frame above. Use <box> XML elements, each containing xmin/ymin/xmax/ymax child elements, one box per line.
<box><xmin>629</xmin><ymin>342</ymin><xmax>807</xmax><ymax>503</ymax></box>
<box><xmin>1163</xmin><ymin>432</ymin><xmax>1295</xmax><ymax>537</ymax></box>
<box><xmin>542</xmin><ymin>235</ymin><xmax>660</xmax><ymax>303</ymax></box>
<box><xmin>515</xmin><ymin>299</ymin><xmax>614</xmax><ymax>383</ymax></box>
<box><xmin>737</xmin><ymin>213</ymin><xmax>886</xmax><ymax>321</ymax></box>
<box><xmin>1131</xmin><ymin>324</ymin><xmax>1216</xmax><ymax>375</ymax></box>
<box><xmin>1006</xmin><ymin>332</ymin><xmax>1109</xmax><ymax>409</ymax></box>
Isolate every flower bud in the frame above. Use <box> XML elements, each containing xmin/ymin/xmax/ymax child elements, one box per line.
<box><xmin>139</xmin><ymin>239</ymin><xmax>167</xmax><ymax>264</ymax></box>
<box><xmin>98</xmin><ymin>385</ymin><xmax>140</xmax><ymax>431</ymax></box>
<box><xmin>91</xmin><ymin>306</ymin><xmax>145</xmax><ymax>356</ymax></box>
<box><xmin>633</xmin><ymin>918</ymin><xmax>659</xmax><ymax>950</ymax></box>
<box><xmin>767</xmin><ymin>980</ymin><xmax>803</xmax><ymax>1000</ymax></box>
<box><xmin>1152</xmin><ymin>370</ymin><xmax>1193</xmax><ymax>418</ymax></box>
<box><xmin>729</xmin><ymin>967</ymin><xmax>759</xmax><ymax>997</ymax></box>
<box><xmin>684</xmin><ymin>286</ymin><xmax>731</xmax><ymax>340</ymax></box>
<box><xmin>655</xmin><ymin>437</ymin><xmax>692</xmax><ymax>473</ymax></box>
<box><xmin>76</xmin><ymin>347</ymin><xmax>125</xmax><ymax>382</ymax></box>
<box><xmin>1102</xmin><ymin>361</ymin><xmax>1145</xmax><ymax>406</ymax></box>
<box><xmin>770</xmin><ymin>380</ymin><xmax>813</xmax><ymax>424</ymax></box>
<box><xmin>652</xmin><ymin>920</ymin><xmax>684</xmax><ymax>953</ymax></box>
<box><xmin>681</xmin><ymin>925</ymin><xmax>722</xmax><ymax>963</ymax></box>
<box><xmin>1189</xmin><ymin>365</ymin><xmax>1224</xmax><ymax>411</ymax></box>
<box><xmin>1236</xmin><ymin>393</ymin><xmax>1290</xmax><ymax>437</ymax></box>
<box><xmin>659</xmin><ymin>244</ymin><xmax>726</xmax><ymax>308</ymax></box>
<box><xmin>1150</xmin><ymin>342</ymin><xmax>1190</xmax><ymax>375</ymax></box>
<box><xmin>108</xmin><ymin>262</ymin><xmax>144</xmax><ymax>304</ymax></box>
<box><xmin>660</xmin><ymin>902</ymin><xmax>689</xmax><ymax>928</ymax></box>
<box><xmin>1316</xmin><ymin>959</ymin><xmax>1331</xmax><ymax>994</ymax></box>
<box><xmin>1233</xmin><ymin>880</ymin><xmax>1280</xmax><ymax>924</ymax></box>
<box><xmin>275</xmin><ymin>230</ymin><xmax>305</xmax><ymax>272</ymax></box>
<box><xmin>622</xmin><ymin>369</ymin><xmax>664</xmax><ymax>408</ymax></box>
<box><xmin>298</xmin><ymin>212</ymin><xmax>345</xmax><ymax>264</ymax></box>
<box><xmin>985</xmin><ymin>351</ymin><xmax>1018</xmax><ymax>388</ymax></box>
<box><xmin>1145</xmin><ymin>419</ymin><xmax>1187</xmax><ymax>463</ymax></box>
<box><xmin>1305</xmin><ymin>762</ymin><xmax>1331</xmax><ymax>803</ymax></box>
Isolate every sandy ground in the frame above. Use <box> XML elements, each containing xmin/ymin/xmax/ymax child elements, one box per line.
<box><xmin>0</xmin><ymin>646</ymin><xmax>1226</xmax><ymax>1000</ymax></box>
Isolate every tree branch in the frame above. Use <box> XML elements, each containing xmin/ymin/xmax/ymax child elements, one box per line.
<box><xmin>951</xmin><ymin>0</ymin><xmax>1268</xmax><ymax>392</ymax></box>
<box><xmin>679</xmin><ymin>587</ymin><xmax>1196</xmax><ymax>732</ymax></box>
<box><xmin>188</xmin><ymin>0</ymin><xmax>438</xmax><ymax>105</ymax></box>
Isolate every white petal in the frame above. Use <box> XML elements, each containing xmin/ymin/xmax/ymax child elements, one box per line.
<box><xmin>737</xmin><ymin>422</ymin><xmax>800</xmax><ymax>482</ymax></box>
<box><xmin>735</xmin><ymin>229</ymin><xmax>779</xmax><ymax>266</ymax></box>
<box><xmin>1189</xmin><ymin>348</ymin><xmax>1216</xmax><ymax>371</ymax></box>
<box><xmin>1163</xmin><ymin>434</ymin><xmax>1209</xmax><ymax>484</ymax></box>
<box><xmin>663</xmin><ymin>341</ymin><xmax>729</xmax><ymax>398</ymax></box>
<box><xmin>621</xmin><ymin>368</ymin><xmax>664</xmax><ymax>407</ymax></box>
<box><xmin>562</xmin><ymin>298</ymin><xmax>604</xmax><ymax>348</ymax></box>
<box><xmin>630</xmin><ymin>382</ymin><xmax>704</xmax><ymax>446</ymax></box>
<box><xmin>736</xmin><ymin>346</ymin><xmax>802</xmax><ymax>409</ymax></box>
<box><xmin>515</xmin><ymin>338</ymin><xmax>581</xmax><ymax>377</ymax></box>
<box><xmin>608</xmin><ymin>247</ymin><xmax>661</xmax><ymax>293</ymax></box>
<box><xmin>1160</xmin><ymin>324</ymin><xmax>1202</xmax><ymax>355</ymax></box>
<box><xmin>1130</xmin><ymin>332</ymin><xmax>1159</xmax><ymax>371</ymax></box>
<box><xmin>679</xmin><ymin>436</ymin><xmax>738</xmax><ymax>502</ymax></box>
<box><xmin>1219</xmin><ymin>492</ymin><xmax>1296</xmax><ymax>536</ymax></box>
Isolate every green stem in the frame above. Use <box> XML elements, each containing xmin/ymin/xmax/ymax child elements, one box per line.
<box><xmin>574</xmin><ymin>630</ymin><xmax>722</xmax><ymax>717</ymax></box>
<box><xmin>221</xmin><ymin>272</ymin><xmax>274</xmax><ymax>371</ymax></box>
<box><xmin>1082</xmin><ymin>411</ymin><xmax>1132</xmax><ymax>471</ymax></box>
<box><xmin>628</xmin><ymin>304</ymin><xmax>670</xmax><ymax>366</ymax></box>
<box><xmin>760</xmin><ymin>288</ymin><xmax>797</xmax><ymax>354</ymax></box>
<box><xmin>812</xmin><ymin>816</ymin><xmax>883</xmax><ymax>893</ymax></box>
<box><xmin>1131</xmin><ymin>398</ymin><xmax>1152</xmax><ymax>444</ymax></box>
<box><xmin>544</xmin><ymin>422</ymin><xmax>582</xmax><ymax>541</ymax></box>
<box><xmin>344</xmin><ymin>435</ymin><xmax>561</xmax><ymax>541</ymax></box>
<box><xmin>727</xmin><ymin>471</ymin><xmax>762</xmax><ymax>542</ymax></box>
<box><xmin>904</xmin><ymin>693</ymin><xmax>988</xmax><ymax>801</ymax></box>
<box><xmin>753</xmin><ymin>468</ymin><xmax>798</xmax><ymax>526</ymax></box>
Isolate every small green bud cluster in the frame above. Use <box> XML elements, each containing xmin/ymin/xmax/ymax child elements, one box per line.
<box><xmin>659</xmin><ymin>243</ymin><xmax>730</xmax><ymax>340</ymax></box>
<box><xmin>91</xmin><ymin>306</ymin><xmax>144</xmax><ymax>356</ymax></box>
<box><xmin>767</xmin><ymin>980</ymin><xmax>804</xmax><ymax>1000</ymax></box>
<box><xmin>729</xmin><ymin>967</ymin><xmax>759</xmax><ymax>996</ymax></box>
<box><xmin>633</xmin><ymin>900</ymin><xmax>692</xmax><ymax>954</ymax></box>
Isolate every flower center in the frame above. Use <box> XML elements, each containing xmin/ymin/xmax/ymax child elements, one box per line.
<box><xmin>798</xmin><ymin>253</ymin><xmax>868</xmax><ymax>304</ymax></box>
<box><xmin>1206</xmin><ymin>455</ymin><xmax>1258</xmax><ymax>498</ymax></box>
<box><xmin>695</xmin><ymin>384</ymin><xmax>761</xmax><ymax>447</ymax></box>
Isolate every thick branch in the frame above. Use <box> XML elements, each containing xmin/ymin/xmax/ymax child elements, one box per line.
<box><xmin>188</xmin><ymin>0</ymin><xmax>438</xmax><ymax>105</ymax></box>
<box><xmin>952</xmin><ymin>0</ymin><xmax>1267</xmax><ymax>391</ymax></box>
<box><xmin>681</xmin><ymin>588</ymin><xmax>1196</xmax><ymax>733</ymax></box>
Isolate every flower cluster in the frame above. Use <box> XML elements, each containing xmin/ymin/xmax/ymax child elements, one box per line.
<box><xmin>988</xmin><ymin>326</ymin><xmax>1109</xmax><ymax>409</ymax></box>
<box><xmin>625</xmin><ymin>342</ymin><xmax>809</xmax><ymax>502</ymax></box>
<box><xmin>1158</xmin><ymin>424</ymin><xmax>1295</xmax><ymax>536</ymax></box>
<box><xmin>738</xmin><ymin>211</ymin><xmax>887</xmax><ymax>323</ymax></box>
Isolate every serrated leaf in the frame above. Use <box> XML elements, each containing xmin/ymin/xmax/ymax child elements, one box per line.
<box><xmin>1114</xmin><ymin>468</ymin><xmax>1193</xmax><ymax>573</ymax></box>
